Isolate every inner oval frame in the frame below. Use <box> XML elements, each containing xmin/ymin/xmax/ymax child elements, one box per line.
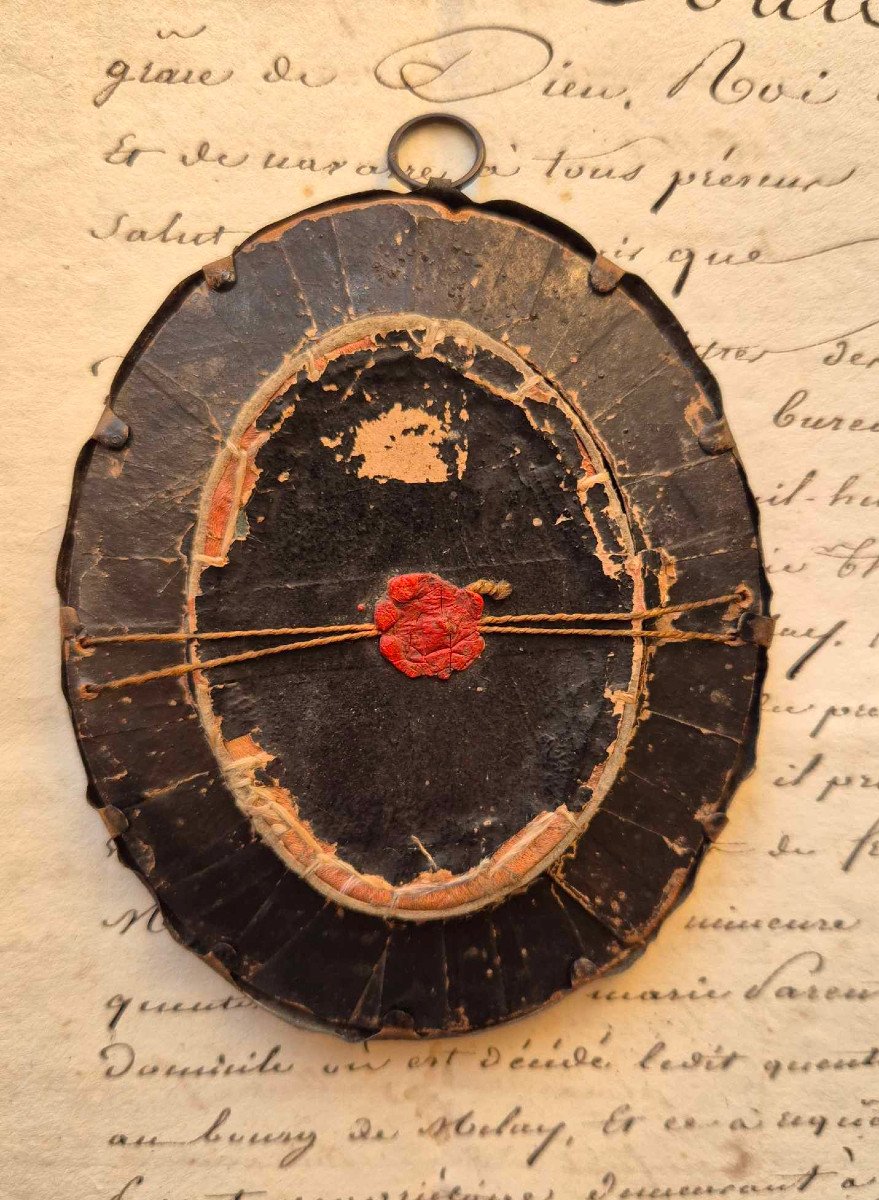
<box><xmin>186</xmin><ymin>315</ymin><xmax>647</xmax><ymax>921</ymax></box>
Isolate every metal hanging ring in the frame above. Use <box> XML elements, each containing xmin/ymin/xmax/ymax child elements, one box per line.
<box><xmin>387</xmin><ymin>113</ymin><xmax>486</xmax><ymax>192</ymax></box>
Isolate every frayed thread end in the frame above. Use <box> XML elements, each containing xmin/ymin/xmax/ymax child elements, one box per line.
<box><xmin>467</xmin><ymin>579</ymin><xmax>512</xmax><ymax>601</ymax></box>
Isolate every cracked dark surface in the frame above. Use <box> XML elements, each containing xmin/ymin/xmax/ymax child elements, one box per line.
<box><xmin>196</xmin><ymin>350</ymin><xmax>634</xmax><ymax>884</ymax></box>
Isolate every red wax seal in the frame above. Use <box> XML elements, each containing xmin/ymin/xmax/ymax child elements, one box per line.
<box><xmin>375</xmin><ymin>573</ymin><xmax>485</xmax><ymax>680</ymax></box>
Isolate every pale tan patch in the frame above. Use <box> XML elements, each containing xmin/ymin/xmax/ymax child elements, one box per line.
<box><xmin>349</xmin><ymin>403</ymin><xmax>465</xmax><ymax>483</ymax></box>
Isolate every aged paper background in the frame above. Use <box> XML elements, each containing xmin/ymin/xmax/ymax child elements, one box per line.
<box><xmin>2</xmin><ymin>1</ymin><xmax>879</xmax><ymax>1197</ymax></box>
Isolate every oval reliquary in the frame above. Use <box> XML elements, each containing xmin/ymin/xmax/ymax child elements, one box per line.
<box><xmin>59</xmin><ymin>186</ymin><xmax>770</xmax><ymax>1038</ymax></box>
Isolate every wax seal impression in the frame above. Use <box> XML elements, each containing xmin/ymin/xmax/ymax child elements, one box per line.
<box><xmin>375</xmin><ymin>573</ymin><xmax>485</xmax><ymax>679</ymax></box>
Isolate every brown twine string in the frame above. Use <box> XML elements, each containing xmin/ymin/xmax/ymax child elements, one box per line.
<box><xmin>479</xmin><ymin>591</ymin><xmax>745</xmax><ymax>626</ymax></box>
<box><xmin>80</xmin><ymin>629</ymin><xmax>379</xmax><ymax>696</ymax></box>
<box><xmin>78</xmin><ymin>590</ymin><xmax>746</xmax><ymax>648</ymax></box>
<box><xmin>76</xmin><ymin>584</ymin><xmax>748</xmax><ymax>698</ymax></box>
<box><xmin>80</xmin><ymin>622</ymin><xmax>375</xmax><ymax>646</ymax></box>
<box><xmin>483</xmin><ymin>626</ymin><xmax>732</xmax><ymax>643</ymax></box>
